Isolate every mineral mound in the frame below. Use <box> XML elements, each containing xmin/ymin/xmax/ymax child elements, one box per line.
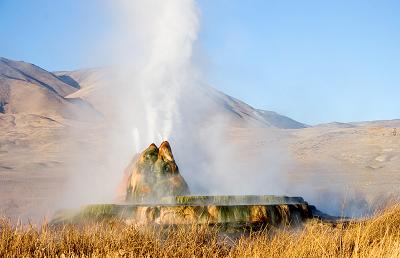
<box><xmin>52</xmin><ymin>141</ymin><xmax>322</xmax><ymax>227</ymax></box>
<box><xmin>124</xmin><ymin>141</ymin><xmax>190</xmax><ymax>202</ymax></box>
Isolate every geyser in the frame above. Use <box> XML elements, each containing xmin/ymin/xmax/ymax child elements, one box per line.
<box><xmin>52</xmin><ymin>142</ymin><xmax>318</xmax><ymax>228</ymax></box>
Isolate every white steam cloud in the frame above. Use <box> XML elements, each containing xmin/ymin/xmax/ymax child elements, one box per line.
<box><xmin>60</xmin><ymin>0</ymin><xmax>207</xmax><ymax>207</ymax></box>
<box><xmin>57</xmin><ymin>0</ymin><xmax>381</xmax><ymax>219</ymax></box>
<box><xmin>110</xmin><ymin>0</ymin><xmax>200</xmax><ymax>150</ymax></box>
<box><xmin>61</xmin><ymin>0</ymin><xmax>286</xmax><ymax>206</ymax></box>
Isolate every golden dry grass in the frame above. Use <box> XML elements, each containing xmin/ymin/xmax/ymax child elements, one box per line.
<box><xmin>1</xmin><ymin>204</ymin><xmax>400</xmax><ymax>257</ymax></box>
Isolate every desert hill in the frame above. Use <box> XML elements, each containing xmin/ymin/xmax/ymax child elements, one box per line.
<box><xmin>56</xmin><ymin>69</ymin><xmax>307</xmax><ymax>129</ymax></box>
<box><xmin>0</xmin><ymin>58</ymin><xmax>102</xmax><ymax>218</ymax></box>
<box><xmin>0</xmin><ymin>57</ymin><xmax>99</xmax><ymax>120</ymax></box>
<box><xmin>0</xmin><ymin>57</ymin><xmax>78</xmax><ymax>96</ymax></box>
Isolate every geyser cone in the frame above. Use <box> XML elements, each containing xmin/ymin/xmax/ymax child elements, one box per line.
<box><xmin>125</xmin><ymin>141</ymin><xmax>190</xmax><ymax>202</ymax></box>
<box><xmin>52</xmin><ymin>141</ymin><xmax>319</xmax><ymax>227</ymax></box>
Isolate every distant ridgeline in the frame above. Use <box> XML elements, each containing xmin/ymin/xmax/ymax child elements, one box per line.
<box><xmin>52</xmin><ymin>141</ymin><xmax>321</xmax><ymax>228</ymax></box>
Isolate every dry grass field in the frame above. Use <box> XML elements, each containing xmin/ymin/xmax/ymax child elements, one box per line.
<box><xmin>1</xmin><ymin>204</ymin><xmax>400</xmax><ymax>257</ymax></box>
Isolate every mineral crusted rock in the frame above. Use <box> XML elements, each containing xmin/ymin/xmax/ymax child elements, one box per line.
<box><xmin>125</xmin><ymin>141</ymin><xmax>190</xmax><ymax>202</ymax></box>
<box><xmin>51</xmin><ymin>203</ymin><xmax>312</xmax><ymax>227</ymax></box>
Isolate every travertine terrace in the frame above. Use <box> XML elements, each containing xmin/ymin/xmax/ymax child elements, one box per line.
<box><xmin>52</xmin><ymin>142</ymin><xmax>314</xmax><ymax>228</ymax></box>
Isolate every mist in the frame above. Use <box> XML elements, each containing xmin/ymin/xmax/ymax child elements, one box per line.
<box><xmin>55</xmin><ymin>0</ymin><xmax>390</xmax><ymax>219</ymax></box>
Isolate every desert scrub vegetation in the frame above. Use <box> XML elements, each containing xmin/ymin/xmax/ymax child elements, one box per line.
<box><xmin>1</xmin><ymin>204</ymin><xmax>400</xmax><ymax>257</ymax></box>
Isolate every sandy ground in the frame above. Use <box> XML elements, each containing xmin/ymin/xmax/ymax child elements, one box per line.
<box><xmin>1</xmin><ymin>113</ymin><xmax>399</xmax><ymax>220</ymax></box>
<box><xmin>0</xmin><ymin>114</ymin><xmax>67</xmax><ymax>219</ymax></box>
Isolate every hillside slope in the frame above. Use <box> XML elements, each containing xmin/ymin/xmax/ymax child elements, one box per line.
<box><xmin>57</xmin><ymin>69</ymin><xmax>307</xmax><ymax>129</ymax></box>
<box><xmin>0</xmin><ymin>58</ymin><xmax>99</xmax><ymax>120</ymax></box>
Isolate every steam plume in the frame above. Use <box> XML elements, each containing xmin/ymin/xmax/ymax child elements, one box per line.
<box><xmin>58</xmin><ymin>0</ymin><xmax>377</xmax><ymax>219</ymax></box>
<box><xmin>60</xmin><ymin>0</ymin><xmax>204</xmax><ymax>207</ymax></box>
<box><xmin>111</xmin><ymin>0</ymin><xmax>200</xmax><ymax>150</ymax></box>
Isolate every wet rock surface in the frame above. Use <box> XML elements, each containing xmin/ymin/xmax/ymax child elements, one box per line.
<box><xmin>51</xmin><ymin>202</ymin><xmax>312</xmax><ymax>228</ymax></box>
<box><xmin>52</xmin><ymin>194</ymin><xmax>316</xmax><ymax>227</ymax></box>
<box><xmin>124</xmin><ymin>141</ymin><xmax>190</xmax><ymax>202</ymax></box>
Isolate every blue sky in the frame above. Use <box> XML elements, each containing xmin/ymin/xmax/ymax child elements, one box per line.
<box><xmin>0</xmin><ymin>1</ymin><xmax>399</xmax><ymax>124</ymax></box>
